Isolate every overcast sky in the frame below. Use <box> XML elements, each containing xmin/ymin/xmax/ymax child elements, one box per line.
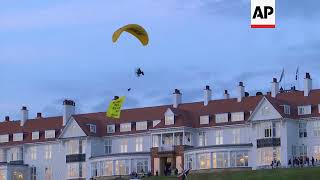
<box><xmin>0</xmin><ymin>0</ymin><xmax>320</xmax><ymax>120</ymax></box>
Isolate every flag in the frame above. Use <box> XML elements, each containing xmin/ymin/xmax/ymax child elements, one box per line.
<box><xmin>295</xmin><ymin>66</ymin><xmax>299</xmax><ymax>80</ymax></box>
<box><xmin>279</xmin><ymin>68</ymin><xmax>284</xmax><ymax>82</ymax></box>
<box><xmin>106</xmin><ymin>96</ymin><xmax>126</xmax><ymax>118</ymax></box>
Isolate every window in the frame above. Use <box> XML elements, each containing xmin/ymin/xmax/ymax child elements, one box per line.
<box><xmin>67</xmin><ymin>162</ymin><xmax>86</xmax><ymax>178</ymax></box>
<box><xmin>66</xmin><ymin>139</ymin><xmax>79</xmax><ymax>155</ymax></box>
<box><xmin>104</xmin><ymin>139</ymin><xmax>112</xmax><ymax>154</ymax></box>
<box><xmin>152</xmin><ymin>135</ymin><xmax>160</xmax><ymax>147</ymax></box>
<box><xmin>257</xmin><ymin>147</ymin><xmax>280</xmax><ymax>165</ymax></box>
<box><xmin>115</xmin><ymin>160</ymin><xmax>129</xmax><ymax>175</ymax></box>
<box><xmin>215</xmin><ymin>113</ymin><xmax>228</xmax><ymax>123</ymax></box>
<box><xmin>0</xmin><ymin>149</ymin><xmax>6</xmax><ymax>162</ymax></box>
<box><xmin>153</xmin><ymin>120</ymin><xmax>161</xmax><ymax>127</ymax></box>
<box><xmin>120</xmin><ymin>123</ymin><xmax>131</xmax><ymax>132</ymax></box>
<box><xmin>88</xmin><ymin>124</ymin><xmax>96</xmax><ymax>133</ymax></box>
<box><xmin>107</xmin><ymin>125</ymin><xmax>115</xmax><ymax>133</ymax></box>
<box><xmin>13</xmin><ymin>133</ymin><xmax>23</xmax><ymax>142</ymax></box>
<box><xmin>198</xmin><ymin>132</ymin><xmax>207</xmax><ymax>147</ymax></box>
<box><xmin>231</xmin><ymin>112</ymin><xmax>244</xmax><ymax>122</ymax></box>
<box><xmin>120</xmin><ymin>139</ymin><xmax>128</xmax><ymax>153</ymax></box>
<box><xmin>165</xmin><ymin>115</ymin><xmax>174</xmax><ymax>125</ymax></box>
<box><xmin>45</xmin><ymin>130</ymin><xmax>55</xmax><ymax>139</ymax></box>
<box><xmin>197</xmin><ymin>153</ymin><xmax>211</xmax><ymax>169</ymax></box>
<box><xmin>232</xmin><ymin>129</ymin><xmax>240</xmax><ymax>144</ymax></box>
<box><xmin>230</xmin><ymin>151</ymin><xmax>248</xmax><ymax>167</ymax></box>
<box><xmin>284</xmin><ymin>105</ymin><xmax>290</xmax><ymax>114</ymax></box>
<box><xmin>299</xmin><ymin>122</ymin><xmax>307</xmax><ymax>138</ymax></box>
<box><xmin>44</xmin><ymin>167</ymin><xmax>52</xmax><ymax>180</ymax></box>
<box><xmin>10</xmin><ymin>147</ymin><xmax>22</xmax><ymax>161</ymax></box>
<box><xmin>100</xmin><ymin>161</ymin><xmax>113</xmax><ymax>176</ymax></box>
<box><xmin>0</xmin><ymin>169</ymin><xmax>5</xmax><ymax>180</ymax></box>
<box><xmin>0</xmin><ymin>134</ymin><xmax>9</xmax><ymax>143</ymax></box>
<box><xmin>135</xmin><ymin>137</ymin><xmax>143</xmax><ymax>152</ymax></box>
<box><xmin>298</xmin><ymin>105</ymin><xmax>311</xmax><ymax>115</ymax></box>
<box><xmin>212</xmin><ymin>152</ymin><xmax>228</xmax><ymax>168</ymax></box>
<box><xmin>185</xmin><ymin>154</ymin><xmax>194</xmax><ymax>170</ymax></box>
<box><xmin>31</xmin><ymin>166</ymin><xmax>37</xmax><ymax>180</ymax></box>
<box><xmin>200</xmin><ymin>115</ymin><xmax>209</xmax><ymax>125</ymax></box>
<box><xmin>91</xmin><ymin>162</ymin><xmax>98</xmax><ymax>177</ymax></box>
<box><xmin>264</xmin><ymin>124</ymin><xmax>272</xmax><ymax>138</ymax></box>
<box><xmin>30</xmin><ymin>146</ymin><xmax>37</xmax><ymax>160</ymax></box>
<box><xmin>313</xmin><ymin>121</ymin><xmax>320</xmax><ymax>137</ymax></box>
<box><xmin>135</xmin><ymin>159</ymin><xmax>148</xmax><ymax>173</ymax></box>
<box><xmin>136</xmin><ymin>121</ymin><xmax>147</xmax><ymax>131</ymax></box>
<box><xmin>215</xmin><ymin>130</ymin><xmax>223</xmax><ymax>145</ymax></box>
<box><xmin>313</xmin><ymin>145</ymin><xmax>320</xmax><ymax>160</ymax></box>
<box><xmin>32</xmin><ymin>131</ymin><xmax>39</xmax><ymax>140</ymax></box>
<box><xmin>45</xmin><ymin>145</ymin><xmax>52</xmax><ymax>160</ymax></box>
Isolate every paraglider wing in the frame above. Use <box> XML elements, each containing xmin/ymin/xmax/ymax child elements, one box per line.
<box><xmin>112</xmin><ymin>24</ymin><xmax>149</xmax><ymax>46</ymax></box>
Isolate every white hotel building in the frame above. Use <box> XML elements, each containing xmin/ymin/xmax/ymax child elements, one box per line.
<box><xmin>1</xmin><ymin>73</ymin><xmax>320</xmax><ymax>179</ymax></box>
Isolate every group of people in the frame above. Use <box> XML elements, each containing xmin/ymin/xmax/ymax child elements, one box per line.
<box><xmin>288</xmin><ymin>156</ymin><xmax>318</xmax><ymax>167</ymax></box>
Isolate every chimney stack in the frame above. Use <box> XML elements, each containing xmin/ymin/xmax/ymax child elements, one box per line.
<box><xmin>21</xmin><ymin>106</ymin><xmax>28</xmax><ymax>126</ymax></box>
<box><xmin>63</xmin><ymin>100</ymin><xmax>75</xmax><ymax>126</ymax></box>
<box><xmin>223</xmin><ymin>90</ymin><xmax>230</xmax><ymax>99</ymax></box>
<box><xmin>36</xmin><ymin>113</ymin><xmax>42</xmax><ymax>118</ymax></box>
<box><xmin>203</xmin><ymin>85</ymin><xmax>212</xmax><ymax>106</ymax></box>
<box><xmin>5</xmin><ymin>116</ymin><xmax>10</xmax><ymax>122</ymax></box>
<box><xmin>304</xmin><ymin>73</ymin><xmax>312</xmax><ymax>96</ymax></box>
<box><xmin>271</xmin><ymin>78</ymin><xmax>279</xmax><ymax>98</ymax></box>
<box><xmin>237</xmin><ymin>82</ymin><xmax>245</xmax><ymax>102</ymax></box>
<box><xmin>173</xmin><ymin>89</ymin><xmax>182</xmax><ymax>108</ymax></box>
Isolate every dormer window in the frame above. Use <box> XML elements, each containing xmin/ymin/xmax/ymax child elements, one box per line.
<box><xmin>136</xmin><ymin>121</ymin><xmax>147</xmax><ymax>131</ymax></box>
<box><xmin>32</xmin><ymin>131</ymin><xmax>39</xmax><ymax>140</ymax></box>
<box><xmin>165</xmin><ymin>115</ymin><xmax>174</xmax><ymax>125</ymax></box>
<box><xmin>45</xmin><ymin>130</ymin><xmax>55</xmax><ymax>139</ymax></box>
<box><xmin>284</xmin><ymin>105</ymin><xmax>290</xmax><ymax>115</ymax></box>
<box><xmin>88</xmin><ymin>124</ymin><xmax>96</xmax><ymax>133</ymax></box>
<box><xmin>215</xmin><ymin>113</ymin><xmax>228</xmax><ymax>123</ymax></box>
<box><xmin>231</xmin><ymin>112</ymin><xmax>244</xmax><ymax>122</ymax></box>
<box><xmin>107</xmin><ymin>125</ymin><xmax>115</xmax><ymax>133</ymax></box>
<box><xmin>200</xmin><ymin>115</ymin><xmax>209</xmax><ymax>125</ymax></box>
<box><xmin>0</xmin><ymin>134</ymin><xmax>9</xmax><ymax>143</ymax></box>
<box><xmin>120</xmin><ymin>123</ymin><xmax>131</xmax><ymax>132</ymax></box>
<box><xmin>298</xmin><ymin>105</ymin><xmax>311</xmax><ymax>115</ymax></box>
<box><xmin>13</xmin><ymin>133</ymin><xmax>23</xmax><ymax>142</ymax></box>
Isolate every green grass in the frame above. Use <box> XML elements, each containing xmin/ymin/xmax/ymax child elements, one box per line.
<box><xmin>143</xmin><ymin>167</ymin><xmax>320</xmax><ymax>180</ymax></box>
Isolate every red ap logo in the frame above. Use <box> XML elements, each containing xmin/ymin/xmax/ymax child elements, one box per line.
<box><xmin>251</xmin><ymin>0</ymin><xmax>276</xmax><ymax>28</ymax></box>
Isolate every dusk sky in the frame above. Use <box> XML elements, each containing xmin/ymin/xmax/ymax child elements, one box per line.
<box><xmin>0</xmin><ymin>0</ymin><xmax>319</xmax><ymax>120</ymax></box>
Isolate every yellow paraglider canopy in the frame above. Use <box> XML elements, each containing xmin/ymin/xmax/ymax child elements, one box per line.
<box><xmin>112</xmin><ymin>24</ymin><xmax>149</xmax><ymax>46</ymax></box>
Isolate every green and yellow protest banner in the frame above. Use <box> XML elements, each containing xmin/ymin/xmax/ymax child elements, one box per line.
<box><xmin>106</xmin><ymin>96</ymin><xmax>126</xmax><ymax>118</ymax></box>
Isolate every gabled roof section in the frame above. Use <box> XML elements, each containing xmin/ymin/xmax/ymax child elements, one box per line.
<box><xmin>59</xmin><ymin>117</ymin><xmax>86</xmax><ymax>138</ymax></box>
<box><xmin>248</xmin><ymin>96</ymin><xmax>283</xmax><ymax>121</ymax></box>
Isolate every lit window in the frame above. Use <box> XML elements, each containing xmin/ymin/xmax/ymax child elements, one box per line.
<box><xmin>198</xmin><ymin>132</ymin><xmax>207</xmax><ymax>146</ymax></box>
<box><xmin>230</xmin><ymin>151</ymin><xmax>248</xmax><ymax>167</ymax></box>
<box><xmin>120</xmin><ymin>123</ymin><xmax>131</xmax><ymax>132</ymax></box>
<box><xmin>313</xmin><ymin>145</ymin><xmax>320</xmax><ymax>160</ymax></box>
<box><xmin>135</xmin><ymin>137</ymin><xmax>143</xmax><ymax>152</ymax></box>
<box><xmin>13</xmin><ymin>133</ymin><xmax>23</xmax><ymax>142</ymax></box>
<box><xmin>212</xmin><ymin>152</ymin><xmax>228</xmax><ymax>168</ymax></box>
<box><xmin>67</xmin><ymin>162</ymin><xmax>86</xmax><ymax>178</ymax></box>
<box><xmin>88</xmin><ymin>124</ymin><xmax>96</xmax><ymax>133</ymax></box>
<box><xmin>104</xmin><ymin>139</ymin><xmax>112</xmax><ymax>154</ymax></box>
<box><xmin>107</xmin><ymin>125</ymin><xmax>115</xmax><ymax>133</ymax></box>
<box><xmin>30</xmin><ymin>146</ymin><xmax>37</xmax><ymax>160</ymax></box>
<box><xmin>136</xmin><ymin>121</ymin><xmax>147</xmax><ymax>131</ymax></box>
<box><xmin>299</xmin><ymin>122</ymin><xmax>307</xmax><ymax>138</ymax></box>
<box><xmin>215</xmin><ymin>130</ymin><xmax>223</xmax><ymax>145</ymax></box>
<box><xmin>231</xmin><ymin>112</ymin><xmax>244</xmax><ymax>122</ymax></box>
<box><xmin>0</xmin><ymin>134</ymin><xmax>9</xmax><ymax>143</ymax></box>
<box><xmin>215</xmin><ymin>113</ymin><xmax>228</xmax><ymax>123</ymax></box>
<box><xmin>45</xmin><ymin>145</ymin><xmax>52</xmax><ymax>160</ymax></box>
<box><xmin>232</xmin><ymin>129</ymin><xmax>240</xmax><ymax>144</ymax></box>
<box><xmin>101</xmin><ymin>161</ymin><xmax>113</xmax><ymax>176</ymax></box>
<box><xmin>32</xmin><ymin>131</ymin><xmax>39</xmax><ymax>140</ymax></box>
<box><xmin>45</xmin><ymin>130</ymin><xmax>55</xmax><ymax>139</ymax></box>
<box><xmin>165</xmin><ymin>116</ymin><xmax>174</xmax><ymax>125</ymax></box>
<box><xmin>200</xmin><ymin>116</ymin><xmax>209</xmax><ymax>125</ymax></box>
<box><xmin>298</xmin><ymin>105</ymin><xmax>311</xmax><ymax>115</ymax></box>
<box><xmin>197</xmin><ymin>153</ymin><xmax>211</xmax><ymax>169</ymax></box>
<box><xmin>115</xmin><ymin>160</ymin><xmax>129</xmax><ymax>175</ymax></box>
<box><xmin>120</xmin><ymin>139</ymin><xmax>128</xmax><ymax>153</ymax></box>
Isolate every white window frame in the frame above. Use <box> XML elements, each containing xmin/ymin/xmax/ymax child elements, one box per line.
<box><xmin>232</xmin><ymin>128</ymin><xmax>241</xmax><ymax>144</ymax></box>
<box><xmin>30</xmin><ymin>146</ymin><xmax>37</xmax><ymax>160</ymax></box>
<box><xmin>0</xmin><ymin>134</ymin><xmax>9</xmax><ymax>143</ymax></box>
<box><xmin>198</xmin><ymin>132</ymin><xmax>207</xmax><ymax>146</ymax></box>
<box><xmin>299</xmin><ymin>121</ymin><xmax>307</xmax><ymax>138</ymax></box>
<box><xmin>135</xmin><ymin>137</ymin><xmax>143</xmax><ymax>152</ymax></box>
<box><xmin>45</xmin><ymin>130</ymin><xmax>55</xmax><ymax>139</ymax></box>
<box><xmin>298</xmin><ymin>105</ymin><xmax>311</xmax><ymax>115</ymax></box>
<box><xmin>165</xmin><ymin>115</ymin><xmax>174</xmax><ymax>125</ymax></box>
<box><xmin>313</xmin><ymin>121</ymin><xmax>320</xmax><ymax>137</ymax></box>
<box><xmin>32</xmin><ymin>131</ymin><xmax>39</xmax><ymax>140</ymax></box>
<box><xmin>104</xmin><ymin>139</ymin><xmax>112</xmax><ymax>154</ymax></box>
<box><xmin>13</xmin><ymin>133</ymin><xmax>23</xmax><ymax>142</ymax></box>
<box><xmin>231</xmin><ymin>112</ymin><xmax>244</xmax><ymax>122</ymax></box>
<box><xmin>120</xmin><ymin>139</ymin><xmax>128</xmax><ymax>153</ymax></box>
<box><xmin>215</xmin><ymin>130</ymin><xmax>223</xmax><ymax>145</ymax></box>
<box><xmin>200</xmin><ymin>115</ymin><xmax>210</xmax><ymax>125</ymax></box>
<box><xmin>136</xmin><ymin>121</ymin><xmax>147</xmax><ymax>131</ymax></box>
<box><xmin>45</xmin><ymin>145</ymin><xmax>52</xmax><ymax>160</ymax></box>
<box><xmin>215</xmin><ymin>113</ymin><xmax>228</xmax><ymax>123</ymax></box>
<box><xmin>120</xmin><ymin>123</ymin><xmax>131</xmax><ymax>132</ymax></box>
<box><xmin>284</xmin><ymin>105</ymin><xmax>291</xmax><ymax>115</ymax></box>
<box><xmin>107</xmin><ymin>125</ymin><xmax>115</xmax><ymax>133</ymax></box>
<box><xmin>88</xmin><ymin>124</ymin><xmax>96</xmax><ymax>133</ymax></box>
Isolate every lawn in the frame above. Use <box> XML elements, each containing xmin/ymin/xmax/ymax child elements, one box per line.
<box><xmin>143</xmin><ymin>167</ymin><xmax>320</xmax><ymax>180</ymax></box>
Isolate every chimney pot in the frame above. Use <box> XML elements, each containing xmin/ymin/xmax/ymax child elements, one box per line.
<box><xmin>5</xmin><ymin>116</ymin><xmax>10</xmax><ymax>122</ymax></box>
<box><xmin>306</xmin><ymin>72</ymin><xmax>311</xmax><ymax>79</ymax></box>
<box><xmin>37</xmin><ymin>113</ymin><xmax>42</xmax><ymax>118</ymax></box>
<box><xmin>63</xmin><ymin>99</ymin><xmax>75</xmax><ymax>106</ymax></box>
<box><xmin>224</xmin><ymin>90</ymin><xmax>230</xmax><ymax>99</ymax></box>
<box><xmin>239</xmin><ymin>82</ymin><xmax>244</xmax><ymax>86</ymax></box>
<box><xmin>21</xmin><ymin>106</ymin><xmax>27</xmax><ymax>110</ymax></box>
<box><xmin>205</xmin><ymin>85</ymin><xmax>210</xmax><ymax>90</ymax></box>
<box><xmin>273</xmin><ymin>78</ymin><xmax>277</xmax><ymax>83</ymax></box>
<box><xmin>174</xmin><ymin>89</ymin><xmax>181</xmax><ymax>94</ymax></box>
